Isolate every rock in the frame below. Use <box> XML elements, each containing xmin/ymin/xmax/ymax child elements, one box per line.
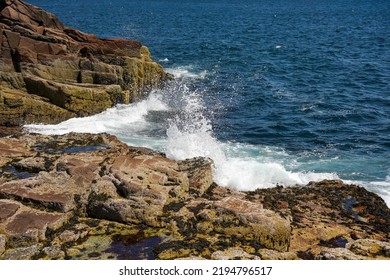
<box><xmin>176</xmin><ymin>256</ymin><xmax>207</xmax><ymax>260</ymax></box>
<box><xmin>258</xmin><ymin>249</ymin><xmax>299</xmax><ymax>260</ymax></box>
<box><xmin>0</xmin><ymin>85</ymin><xmax>75</xmax><ymax>127</ymax></box>
<box><xmin>212</xmin><ymin>196</ymin><xmax>291</xmax><ymax>251</ymax></box>
<box><xmin>246</xmin><ymin>180</ymin><xmax>390</xmax><ymax>258</ymax></box>
<box><xmin>0</xmin><ymin>0</ymin><xmax>172</xmax><ymax>129</ymax></box>
<box><xmin>58</xmin><ymin>230</ymin><xmax>82</xmax><ymax>243</ymax></box>
<box><xmin>88</xmin><ymin>153</ymin><xmax>194</xmax><ymax>227</ymax></box>
<box><xmin>1</xmin><ymin>132</ymin><xmax>390</xmax><ymax>260</ymax></box>
<box><xmin>178</xmin><ymin>157</ymin><xmax>214</xmax><ymax>197</ymax></box>
<box><xmin>346</xmin><ymin>239</ymin><xmax>390</xmax><ymax>258</ymax></box>
<box><xmin>211</xmin><ymin>247</ymin><xmax>261</xmax><ymax>260</ymax></box>
<box><xmin>316</xmin><ymin>248</ymin><xmax>366</xmax><ymax>260</ymax></box>
<box><xmin>0</xmin><ymin>234</ymin><xmax>5</xmax><ymax>256</ymax></box>
<box><xmin>13</xmin><ymin>156</ymin><xmax>51</xmax><ymax>173</ymax></box>
<box><xmin>40</xmin><ymin>245</ymin><xmax>65</xmax><ymax>260</ymax></box>
<box><xmin>0</xmin><ymin>179</ymin><xmax>75</xmax><ymax>212</ymax></box>
<box><xmin>109</xmin><ymin>154</ymin><xmax>190</xmax><ymax>201</ymax></box>
<box><xmin>0</xmin><ymin>205</ymin><xmax>68</xmax><ymax>247</ymax></box>
<box><xmin>1</xmin><ymin>244</ymin><xmax>43</xmax><ymax>260</ymax></box>
<box><xmin>0</xmin><ymin>200</ymin><xmax>20</xmax><ymax>222</ymax></box>
<box><xmin>0</xmin><ymin>136</ymin><xmax>33</xmax><ymax>158</ymax></box>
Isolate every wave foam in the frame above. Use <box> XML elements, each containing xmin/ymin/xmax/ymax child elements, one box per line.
<box><xmin>166</xmin><ymin>65</ymin><xmax>208</xmax><ymax>79</ymax></box>
<box><xmin>25</xmin><ymin>92</ymin><xmax>169</xmax><ymax>137</ymax></box>
<box><xmin>163</xmin><ymin>86</ymin><xmax>338</xmax><ymax>191</ymax></box>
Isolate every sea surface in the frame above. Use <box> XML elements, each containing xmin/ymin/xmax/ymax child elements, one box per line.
<box><xmin>26</xmin><ymin>0</ymin><xmax>390</xmax><ymax>205</ymax></box>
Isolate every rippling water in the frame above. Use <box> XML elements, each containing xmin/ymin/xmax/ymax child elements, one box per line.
<box><xmin>27</xmin><ymin>0</ymin><xmax>390</xmax><ymax>205</ymax></box>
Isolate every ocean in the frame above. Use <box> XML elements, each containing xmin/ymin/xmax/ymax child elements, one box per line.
<box><xmin>26</xmin><ymin>0</ymin><xmax>390</xmax><ymax>205</ymax></box>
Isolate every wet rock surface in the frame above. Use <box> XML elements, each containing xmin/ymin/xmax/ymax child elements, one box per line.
<box><xmin>0</xmin><ymin>0</ymin><xmax>171</xmax><ymax>129</ymax></box>
<box><xmin>0</xmin><ymin>132</ymin><xmax>389</xmax><ymax>260</ymax></box>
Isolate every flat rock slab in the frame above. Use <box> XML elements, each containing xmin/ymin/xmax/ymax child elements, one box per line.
<box><xmin>1</xmin><ymin>207</ymin><xmax>67</xmax><ymax>247</ymax></box>
<box><xmin>0</xmin><ymin>200</ymin><xmax>20</xmax><ymax>222</ymax></box>
<box><xmin>0</xmin><ymin>180</ymin><xmax>74</xmax><ymax>212</ymax></box>
<box><xmin>0</xmin><ymin>138</ymin><xmax>31</xmax><ymax>157</ymax></box>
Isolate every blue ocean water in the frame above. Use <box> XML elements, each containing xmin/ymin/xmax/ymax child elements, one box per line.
<box><xmin>26</xmin><ymin>0</ymin><xmax>390</xmax><ymax>204</ymax></box>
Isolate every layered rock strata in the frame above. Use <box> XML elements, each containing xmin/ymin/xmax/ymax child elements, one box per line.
<box><xmin>0</xmin><ymin>0</ymin><xmax>171</xmax><ymax>129</ymax></box>
<box><xmin>0</xmin><ymin>133</ymin><xmax>389</xmax><ymax>260</ymax></box>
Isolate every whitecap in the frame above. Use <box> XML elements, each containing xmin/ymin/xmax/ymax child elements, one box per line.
<box><xmin>165</xmin><ymin>65</ymin><xmax>208</xmax><ymax>80</ymax></box>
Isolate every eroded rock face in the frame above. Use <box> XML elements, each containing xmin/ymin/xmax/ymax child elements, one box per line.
<box><xmin>0</xmin><ymin>0</ymin><xmax>171</xmax><ymax>128</ymax></box>
<box><xmin>0</xmin><ymin>132</ymin><xmax>389</xmax><ymax>260</ymax></box>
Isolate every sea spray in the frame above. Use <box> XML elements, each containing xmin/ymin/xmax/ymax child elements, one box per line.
<box><xmin>25</xmin><ymin>65</ymin><xmax>389</xmax><ymax>206</ymax></box>
<box><xmin>163</xmin><ymin>79</ymin><xmax>339</xmax><ymax>191</ymax></box>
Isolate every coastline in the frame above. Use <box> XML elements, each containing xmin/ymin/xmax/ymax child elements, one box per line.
<box><xmin>1</xmin><ymin>0</ymin><xmax>390</xmax><ymax>260</ymax></box>
<box><xmin>0</xmin><ymin>132</ymin><xmax>389</xmax><ymax>260</ymax></box>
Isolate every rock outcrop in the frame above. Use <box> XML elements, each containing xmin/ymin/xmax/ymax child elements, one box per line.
<box><xmin>0</xmin><ymin>132</ymin><xmax>389</xmax><ymax>260</ymax></box>
<box><xmin>0</xmin><ymin>0</ymin><xmax>171</xmax><ymax>129</ymax></box>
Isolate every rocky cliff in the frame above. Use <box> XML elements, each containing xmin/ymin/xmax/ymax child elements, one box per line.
<box><xmin>0</xmin><ymin>133</ymin><xmax>389</xmax><ymax>260</ymax></box>
<box><xmin>0</xmin><ymin>0</ymin><xmax>171</xmax><ymax>129</ymax></box>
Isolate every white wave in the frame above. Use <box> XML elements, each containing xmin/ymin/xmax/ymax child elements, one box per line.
<box><xmin>25</xmin><ymin>92</ymin><xmax>170</xmax><ymax>137</ymax></box>
<box><xmin>166</xmin><ymin>65</ymin><xmax>208</xmax><ymax>79</ymax></box>
<box><xmin>166</xmin><ymin>124</ymin><xmax>339</xmax><ymax>191</ymax></box>
<box><xmin>159</xmin><ymin>58</ymin><xmax>169</xmax><ymax>62</ymax></box>
<box><xmin>164</xmin><ymin>86</ymin><xmax>338</xmax><ymax>191</ymax></box>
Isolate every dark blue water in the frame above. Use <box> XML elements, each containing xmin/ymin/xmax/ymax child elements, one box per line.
<box><xmin>27</xmin><ymin>0</ymin><xmax>390</xmax><ymax>204</ymax></box>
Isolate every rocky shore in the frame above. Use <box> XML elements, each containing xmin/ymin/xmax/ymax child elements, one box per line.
<box><xmin>1</xmin><ymin>0</ymin><xmax>390</xmax><ymax>260</ymax></box>
<box><xmin>0</xmin><ymin>132</ymin><xmax>389</xmax><ymax>260</ymax></box>
<box><xmin>0</xmin><ymin>0</ymin><xmax>171</xmax><ymax>133</ymax></box>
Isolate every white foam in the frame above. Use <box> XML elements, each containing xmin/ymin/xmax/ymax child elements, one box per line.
<box><xmin>166</xmin><ymin>65</ymin><xmax>208</xmax><ymax>79</ymax></box>
<box><xmin>25</xmin><ymin>92</ymin><xmax>169</xmax><ymax>137</ymax></box>
<box><xmin>163</xmin><ymin>87</ymin><xmax>338</xmax><ymax>192</ymax></box>
<box><xmin>159</xmin><ymin>58</ymin><xmax>169</xmax><ymax>62</ymax></box>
